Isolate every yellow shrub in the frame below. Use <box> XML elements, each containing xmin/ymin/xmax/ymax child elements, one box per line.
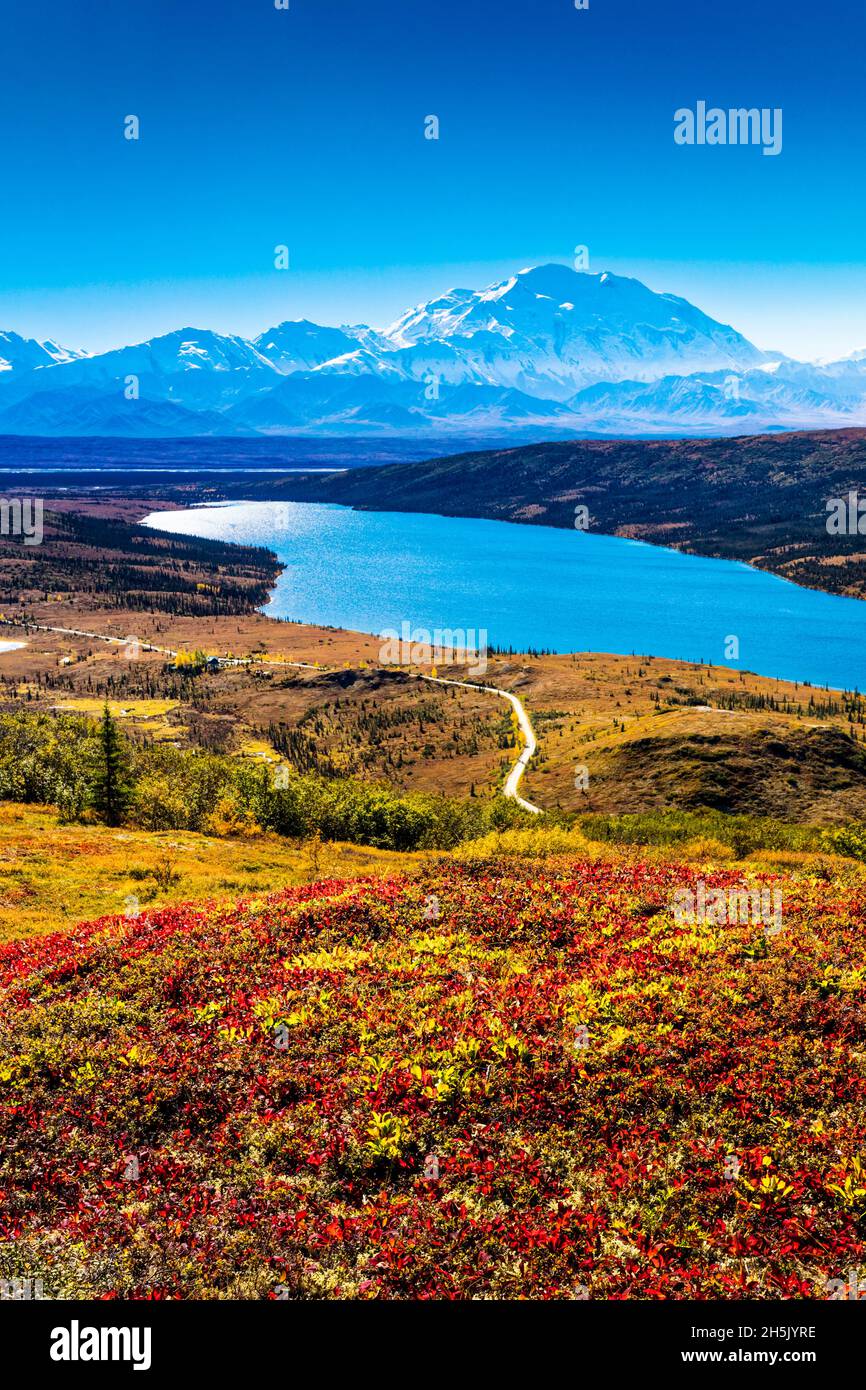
<box><xmin>454</xmin><ymin>825</ymin><xmax>596</xmax><ymax>862</ymax></box>
<box><xmin>205</xmin><ymin>796</ymin><xmax>262</xmax><ymax>839</ymax></box>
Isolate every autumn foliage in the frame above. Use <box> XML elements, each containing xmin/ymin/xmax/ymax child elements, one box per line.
<box><xmin>0</xmin><ymin>860</ymin><xmax>864</xmax><ymax>1299</ymax></box>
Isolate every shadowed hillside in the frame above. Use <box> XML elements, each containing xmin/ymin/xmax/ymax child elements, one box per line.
<box><xmin>560</xmin><ymin>713</ymin><xmax>866</xmax><ymax>821</ymax></box>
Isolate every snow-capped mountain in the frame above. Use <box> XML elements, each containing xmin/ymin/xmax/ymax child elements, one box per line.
<box><xmin>0</xmin><ymin>328</ymin><xmax>282</xmax><ymax>415</ymax></box>
<box><xmin>44</xmin><ymin>326</ymin><xmax>278</xmax><ymax>385</ymax></box>
<box><xmin>1</xmin><ymin>264</ymin><xmax>865</xmax><ymax>438</ymax></box>
<box><xmin>565</xmin><ymin>366</ymin><xmax>862</xmax><ymax>436</ymax></box>
<box><xmin>253</xmin><ymin>321</ymin><xmax>370</xmax><ymax>374</ymax></box>
<box><xmin>0</xmin><ymin>331</ymin><xmax>88</xmax><ymax>374</ymax></box>
<box><xmin>377</xmin><ymin>264</ymin><xmax>766</xmax><ymax>398</ymax></box>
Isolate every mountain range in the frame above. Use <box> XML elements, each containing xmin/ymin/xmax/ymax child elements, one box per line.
<box><xmin>2</xmin><ymin>264</ymin><xmax>865</xmax><ymax>439</ymax></box>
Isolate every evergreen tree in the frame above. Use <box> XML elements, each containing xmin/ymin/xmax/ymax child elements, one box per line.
<box><xmin>91</xmin><ymin>705</ymin><xmax>133</xmax><ymax>826</ymax></box>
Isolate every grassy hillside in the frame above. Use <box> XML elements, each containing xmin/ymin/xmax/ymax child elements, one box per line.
<box><xmin>511</xmin><ymin>651</ymin><xmax>866</xmax><ymax>821</ymax></box>
<box><xmin>4</xmin><ymin>461</ymin><xmax>866</xmax><ymax>1305</ymax></box>
<box><xmin>1</xmin><ymin>855</ymin><xmax>864</xmax><ymax>1299</ymax></box>
<box><xmin>5</xmin><ymin>619</ymin><xmax>866</xmax><ymax>823</ymax></box>
<box><xmin>534</xmin><ymin>707</ymin><xmax>866</xmax><ymax>821</ymax></box>
<box><xmin>0</xmin><ymin>804</ymin><xmax>433</xmax><ymax>942</ymax></box>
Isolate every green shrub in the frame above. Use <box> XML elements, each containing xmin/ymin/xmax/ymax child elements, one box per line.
<box><xmin>820</xmin><ymin>824</ymin><xmax>866</xmax><ymax>861</ymax></box>
<box><xmin>576</xmin><ymin>809</ymin><xmax>823</xmax><ymax>855</ymax></box>
<box><xmin>0</xmin><ymin>709</ymin><xmax>532</xmax><ymax>853</ymax></box>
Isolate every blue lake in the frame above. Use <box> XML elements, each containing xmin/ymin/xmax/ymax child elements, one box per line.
<box><xmin>142</xmin><ymin>501</ymin><xmax>866</xmax><ymax>691</ymax></box>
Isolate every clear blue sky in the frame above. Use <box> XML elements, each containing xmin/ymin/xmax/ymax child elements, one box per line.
<box><xmin>2</xmin><ymin>0</ymin><xmax>864</xmax><ymax>358</ymax></box>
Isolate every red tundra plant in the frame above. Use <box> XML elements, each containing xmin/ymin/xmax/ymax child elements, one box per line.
<box><xmin>0</xmin><ymin>860</ymin><xmax>864</xmax><ymax>1299</ymax></box>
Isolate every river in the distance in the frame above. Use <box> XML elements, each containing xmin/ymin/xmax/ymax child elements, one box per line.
<box><xmin>141</xmin><ymin>500</ymin><xmax>866</xmax><ymax>691</ymax></box>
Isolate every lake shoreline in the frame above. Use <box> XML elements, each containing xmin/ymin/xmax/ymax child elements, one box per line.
<box><xmin>140</xmin><ymin>498</ymin><xmax>866</xmax><ymax>692</ymax></box>
<box><xmin>211</xmin><ymin>427</ymin><xmax>866</xmax><ymax>606</ymax></box>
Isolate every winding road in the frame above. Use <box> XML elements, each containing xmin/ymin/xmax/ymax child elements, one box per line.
<box><xmin>419</xmin><ymin>673</ymin><xmax>542</xmax><ymax>815</ymax></box>
<box><xmin>1</xmin><ymin>619</ymin><xmax>543</xmax><ymax>815</ymax></box>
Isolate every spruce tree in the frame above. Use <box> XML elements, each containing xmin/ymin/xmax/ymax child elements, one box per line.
<box><xmin>91</xmin><ymin>705</ymin><xmax>132</xmax><ymax>826</ymax></box>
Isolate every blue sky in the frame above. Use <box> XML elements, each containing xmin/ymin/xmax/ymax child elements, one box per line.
<box><xmin>2</xmin><ymin>0</ymin><xmax>864</xmax><ymax>358</ymax></box>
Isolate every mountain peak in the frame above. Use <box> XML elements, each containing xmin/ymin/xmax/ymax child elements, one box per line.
<box><xmin>381</xmin><ymin>263</ymin><xmax>764</xmax><ymax>395</ymax></box>
<box><xmin>0</xmin><ymin>331</ymin><xmax>88</xmax><ymax>372</ymax></box>
<box><xmin>515</xmin><ymin>262</ymin><xmax>590</xmax><ymax>290</ymax></box>
<box><xmin>253</xmin><ymin>320</ymin><xmax>367</xmax><ymax>374</ymax></box>
<box><xmin>514</xmin><ymin>264</ymin><xmax>635</xmax><ymax>292</ymax></box>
